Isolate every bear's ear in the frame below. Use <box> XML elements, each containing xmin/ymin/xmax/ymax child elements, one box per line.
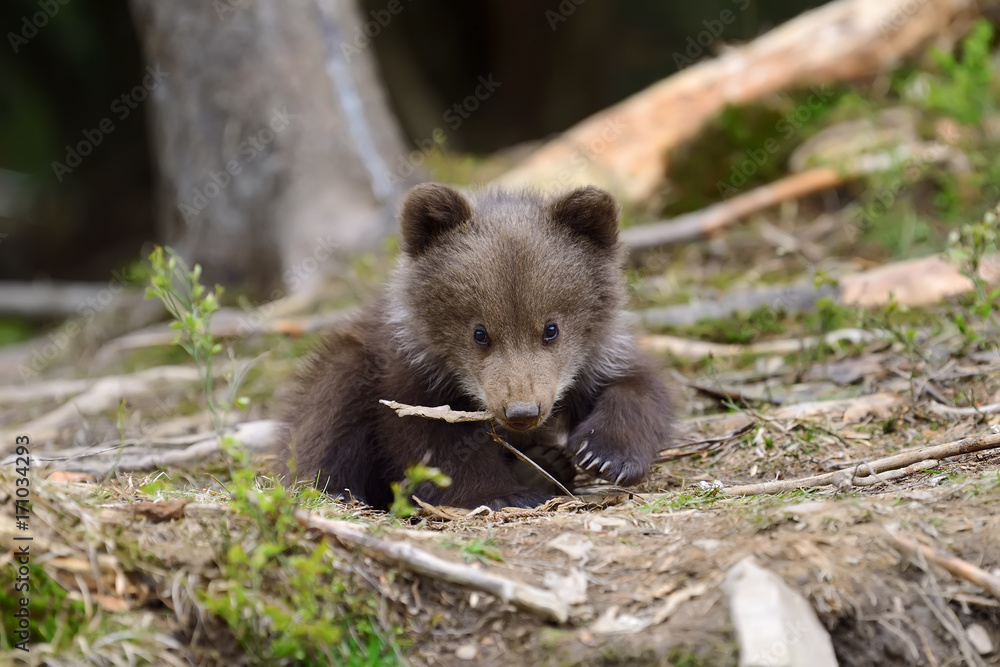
<box><xmin>399</xmin><ymin>183</ymin><xmax>473</xmax><ymax>255</ymax></box>
<box><xmin>548</xmin><ymin>186</ymin><xmax>619</xmax><ymax>249</ymax></box>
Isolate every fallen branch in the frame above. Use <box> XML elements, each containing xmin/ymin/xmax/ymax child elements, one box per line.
<box><xmin>3</xmin><ymin>420</ymin><xmax>280</xmax><ymax>477</ymax></box>
<box><xmin>850</xmin><ymin>459</ymin><xmax>938</xmax><ymax>486</ymax></box>
<box><xmin>639</xmin><ymin>328</ymin><xmax>883</xmax><ymax>360</ymax></box>
<box><xmin>638</xmin><ymin>281</ymin><xmax>836</xmax><ymax>329</ymax></box>
<box><xmin>1</xmin><ymin>366</ymin><xmax>211</xmax><ymax>446</ymax></box>
<box><xmin>623</xmin><ymin>167</ymin><xmax>845</xmax><ymax>250</ymax></box>
<box><xmin>722</xmin><ymin>431</ymin><xmax>1000</xmax><ymax>496</ymax></box>
<box><xmin>624</xmin><ymin>141</ymin><xmax>960</xmax><ymax>251</ymax></box>
<box><xmin>296</xmin><ymin>510</ymin><xmax>569</xmax><ymax>623</ymax></box>
<box><xmin>494</xmin><ymin>0</ymin><xmax>979</xmax><ymax>203</ymax></box>
<box><xmin>887</xmin><ymin>527</ymin><xmax>1000</xmax><ymax>601</ymax></box>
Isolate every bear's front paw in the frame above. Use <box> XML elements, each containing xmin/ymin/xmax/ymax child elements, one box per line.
<box><xmin>569</xmin><ymin>425</ymin><xmax>653</xmax><ymax>487</ymax></box>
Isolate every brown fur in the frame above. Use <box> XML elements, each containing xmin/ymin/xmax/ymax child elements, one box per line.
<box><xmin>279</xmin><ymin>184</ymin><xmax>674</xmax><ymax>510</ymax></box>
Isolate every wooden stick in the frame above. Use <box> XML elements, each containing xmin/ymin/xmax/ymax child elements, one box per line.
<box><xmin>379</xmin><ymin>400</ymin><xmax>575</xmax><ymax>498</ymax></box>
<box><xmin>923</xmin><ymin>401</ymin><xmax>1000</xmax><ymax>417</ymax></box>
<box><xmin>379</xmin><ymin>400</ymin><xmax>492</xmax><ymax>423</ymax></box>
<box><xmin>487</xmin><ymin>430</ymin><xmax>576</xmax><ymax>499</ymax></box>
<box><xmin>722</xmin><ymin>431</ymin><xmax>1000</xmax><ymax>496</ymax></box>
<box><xmin>623</xmin><ymin>168</ymin><xmax>844</xmax><ymax>250</ymax></box>
<box><xmin>887</xmin><ymin>527</ymin><xmax>1000</xmax><ymax>600</ymax></box>
<box><xmin>296</xmin><ymin>510</ymin><xmax>569</xmax><ymax>622</ymax></box>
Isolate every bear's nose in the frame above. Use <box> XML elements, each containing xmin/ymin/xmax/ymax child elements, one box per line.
<box><xmin>504</xmin><ymin>401</ymin><xmax>540</xmax><ymax>421</ymax></box>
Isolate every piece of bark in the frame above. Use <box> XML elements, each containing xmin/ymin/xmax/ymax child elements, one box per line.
<box><xmin>637</xmin><ymin>252</ymin><xmax>1000</xmax><ymax>330</ymax></box>
<box><xmin>839</xmin><ymin>253</ymin><xmax>1000</xmax><ymax>307</ymax></box>
<box><xmin>494</xmin><ymin>0</ymin><xmax>981</xmax><ymax>204</ymax></box>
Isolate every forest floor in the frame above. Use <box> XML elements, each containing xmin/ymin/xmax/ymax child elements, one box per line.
<box><xmin>2</xmin><ymin>210</ymin><xmax>1000</xmax><ymax>666</ymax></box>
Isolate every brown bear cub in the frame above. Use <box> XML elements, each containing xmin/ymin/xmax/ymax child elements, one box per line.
<box><xmin>280</xmin><ymin>183</ymin><xmax>673</xmax><ymax>510</ymax></box>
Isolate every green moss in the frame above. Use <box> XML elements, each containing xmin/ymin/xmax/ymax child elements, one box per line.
<box><xmin>664</xmin><ymin>87</ymin><xmax>845</xmax><ymax>214</ymax></box>
<box><xmin>0</xmin><ymin>566</ymin><xmax>87</xmax><ymax>653</ymax></box>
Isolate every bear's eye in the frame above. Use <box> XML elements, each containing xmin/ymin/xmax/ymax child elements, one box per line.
<box><xmin>543</xmin><ymin>322</ymin><xmax>559</xmax><ymax>343</ymax></box>
<box><xmin>473</xmin><ymin>326</ymin><xmax>490</xmax><ymax>346</ymax></box>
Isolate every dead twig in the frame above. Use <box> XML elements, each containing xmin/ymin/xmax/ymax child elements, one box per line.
<box><xmin>923</xmin><ymin>400</ymin><xmax>1000</xmax><ymax>417</ymax></box>
<box><xmin>378</xmin><ymin>400</ymin><xmax>492</xmax><ymax>423</ymax></box>
<box><xmin>887</xmin><ymin>527</ymin><xmax>1000</xmax><ymax>601</ymax></box>
<box><xmin>623</xmin><ymin>167</ymin><xmax>846</xmax><ymax>250</ymax></box>
<box><xmin>657</xmin><ymin>422</ymin><xmax>755</xmax><ymax>462</ymax></box>
<box><xmin>295</xmin><ymin>509</ymin><xmax>569</xmax><ymax>623</ymax></box>
<box><xmin>379</xmin><ymin>400</ymin><xmax>575</xmax><ymax>498</ymax></box>
<box><xmin>722</xmin><ymin>431</ymin><xmax>1000</xmax><ymax>496</ymax></box>
<box><xmin>486</xmin><ymin>428</ymin><xmax>576</xmax><ymax>499</ymax></box>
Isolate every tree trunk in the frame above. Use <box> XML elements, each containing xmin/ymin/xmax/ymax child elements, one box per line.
<box><xmin>128</xmin><ymin>0</ymin><xmax>414</xmax><ymax>297</ymax></box>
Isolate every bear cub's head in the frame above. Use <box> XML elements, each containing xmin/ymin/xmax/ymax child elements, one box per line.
<box><xmin>389</xmin><ymin>184</ymin><xmax>631</xmax><ymax>433</ymax></box>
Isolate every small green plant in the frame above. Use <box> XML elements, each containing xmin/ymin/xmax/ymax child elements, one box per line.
<box><xmin>642</xmin><ymin>487</ymin><xmax>722</xmax><ymax>512</ymax></box>
<box><xmin>946</xmin><ymin>203</ymin><xmax>1000</xmax><ymax>351</ymax></box>
<box><xmin>389</xmin><ymin>463</ymin><xmax>452</xmax><ymax>518</ymax></box>
<box><xmin>0</xmin><ymin>566</ymin><xmax>87</xmax><ymax>653</ymax></box>
<box><xmin>909</xmin><ymin>19</ymin><xmax>996</xmax><ymax>125</ymax></box>
<box><xmin>146</xmin><ymin>246</ymin><xmax>401</xmax><ymax>665</ymax></box>
<box><xmin>146</xmin><ymin>247</ymin><xmax>247</xmax><ymax>441</ymax></box>
<box><xmin>445</xmin><ymin>537</ymin><xmax>503</xmax><ymax>564</ymax></box>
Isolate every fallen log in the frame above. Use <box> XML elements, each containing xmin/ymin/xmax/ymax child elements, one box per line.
<box><xmin>494</xmin><ymin>0</ymin><xmax>981</xmax><ymax>204</ymax></box>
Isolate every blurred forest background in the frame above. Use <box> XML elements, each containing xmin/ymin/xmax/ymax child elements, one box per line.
<box><xmin>0</xmin><ymin>0</ymin><xmax>825</xmax><ymax>289</ymax></box>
